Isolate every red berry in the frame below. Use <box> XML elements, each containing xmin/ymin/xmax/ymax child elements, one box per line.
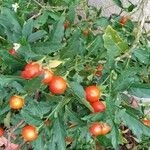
<box><xmin>85</xmin><ymin>86</ymin><xmax>101</xmax><ymax>103</ymax></box>
<box><xmin>21</xmin><ymin>62</ymin><xmax>41</xmax><ymax>79</ymax></box>
<box><xmin>143</xmin><ymin>119</ymin><xmax>150</xmax><ymax>127</ymax></box>
<box><xmin>89</xmin><ymin>122</ymin><xmax>103</xmax><ymax>137</ymax></box>
<box><xmin>120</xmin><ymin>16</ymin><xmax>127</xmax><ymax>26</ymax></box>
<box><xmin>9</xmin><ymin>49</ymin><xmax>17</xmax><ymax>56</ymax></box>
<box><xmin>65</xmin><ymin>137</ymin><xmax>74</xmax><ymax>143</ymax></box>
<box><xmin>101</xmin><ymin>123</ymin><xmax>111</xmax><ymax>135</ymax></box>
<box><xmin>89</xmin><ymin>122</ymin><xmax>111</xmax><ymax>137</ymax></box>
<box><xmin>9</xmin><ymin>95</ymin><xmax>24</xmax><ymax>110</ymax></box>
<box><xmin>91</xmin><ymin>101</ymin><xmax>106</xmax><ymax>113</ymax></box>
<box><xmin>22</xmin><ymin>125</ymin><xmax>38</xmax><ymax>141</ymax></box>
<box><xmin>49</xmin><ymin>76</ymin><xmax>67</xmax><ymax>94</ymax></box>
<box><xmin>95</xmin><ymin>71</ymin><xmax>102</xmax><ymax>77</ymax></box>
<box><xmin>83</xmin><ymin>29</ymin><xmax>89</xmax><ymax>37</ymax></box>
<box><xmin>64</xmin><ymin>21</ymin><xmax>70</xmax><ymax>30</ymax></box>
<box><xmin>41</xmin><ymin>69</ymin><xmax>54</xmax><ymax>84</ymax></box>
<box><xmin>0</xmin><ymin>127</ymin><xmax>4</xmax><ymax>137</ymax></box>
<box><xmin>97</xmin><ymin>65</ymin><xmax>104</xmax><ymax>71</ymax></box>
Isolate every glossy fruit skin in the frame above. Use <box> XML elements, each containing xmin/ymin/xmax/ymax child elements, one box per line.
<box><xmin>42</xmin><ymin>69</ymin><xmax>54</xmax><ymax>84</ymax></box>
<box><xmin>89</xmin><ymin>122</ymin><xmax>111</xmax><ymax>137</ymax></box>
<box><xmin>9</xmin><ymin>49</ymin><xmax>17</xmax><ymax>56</ymax></box>
<box><xmin>9</xmin><ymin>95</ymin><xmax>24</xmax><ymax>110</ymax></box>
<box><xmin>22</xmin><ymin>125</ymin><xmax>38</xmax><ymax>141</ymax></box>
<box><xmin>101</xmin><ymin>123</ymin><xmax>111</xmax><ymax>135</ymax></box>
<box><xmin>49</xmin><ymin>76</ymin><xmax>67</xmax><ymax>94</ymax></box>
<box><xmin>143</xmin><ymin>119</ymin><xmax>150</xmax><ymax>127</ymax></box>
<box><xmin>21</xmin><ymin>62</ymin><xmax>41</xmax><ymax>79</ymax></box>
<box><xmin>91</xmin><ymin>101</ymin><xmax>106</xmax><ymax>113</ymax></box>
<box><xmin>83</xmin><ymin>29</ymin><xmax>89</xmax><ymax>36</ymax></box>
<box><xmin>0</xmin><ymin>127</ymin><xmax>4</xmax><ymax>137</ymax></box>
<box><xmin>89</xmin><ymin>123</ymin><xmax>103</xmax><ymax>137</ymax></box>
<box><xmin>85</xmin><ymin>86</ymin><xmax>101</xmax><ymax>103</ymax></box>
<box><xmin>120</xmin><ymin>16</ymin><xmax>127</xmax><ymax>26</ymax></box>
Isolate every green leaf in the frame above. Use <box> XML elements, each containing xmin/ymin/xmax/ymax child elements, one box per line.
<box><xmin>65</xmin><ymin>106</ymin><xmax>83</xmax><ymax>124</ymax></box>
<box><xmin>113</xmin><ymin>68</ymin><xmax>139</xmax><ymax>92</ymax></box>
<box><xmin>20</xmin><ymin>109</ymin><xmax>42</xmax><ymax>126</ymax></box>
<box><xmin>34</xmin><ymin>11</ymin><xmax>49</xmax><ymax>29</ymax></box>
<box><xmin>24</xmin><ymin>100</ymin><xmax>52</xmax><ymax>118</ymax></box>
<box><xmin>67</xmin><ymin>4</ymin><xmax>76</xmax><ymax>23</ymax></box>
<box><xmin>32</xmin><ymin>133</ymin><xmax>44</xmax><ymax>149</ymax></box>
<box><xmin>32</xmin><ymin>17</ymin><xmax>65</xmax><ymax>54</ymax></box>
<box><xmin>118</xmin><ymin>109</ymin><xmax>150</xmax><ymax>139</ymax></box>
<box><xmin>0</xmin><ymin>105</ymin><xmax>10</xmax><ymax>116</ymax></box>
<box><xmin>24</xmin><ymin>77</ymin><xmax>43</xmax><ymax>94</ymax></box>
<box><xmin>60</xmin><ymin>30</ymin><xmax>85</xmax><ymax>59</ymax></box>
<box><xmin>0</xmin><ymin>7</ymin><xmax>21</xmax><ymax>42</ymax></box>
<box><xmin>0</xmin><ymin>50</ymin><xmax>25</xmax><ymax>70</ymax></box>
<box><xmin>49</xmin><ymin>117</ymin><xmax>66</xmax><ymax>150</ymax></box>
<box><xmin>18</xmin><ymin>45</ymin><xmax>44</xmax><ymax>61</ymax></box>
<box><xmin>113</xmin><ymin>0</ymin><xmax>123</xmax><ymax>8</ymax></box>
<box><xmin>0</xmin><ymin>75</ymin><xmax>24</xmax><ymax>87</ymax></box>
<box><xmin>22</xmin><ymin>19</ymin><xmax>34</xmax><ymax>39</ymax></box>
<box><xmin>82</xmin><ymin>112</ymin><xmax>106</xmax><ymax>122</ymax></box>
<box><xmin>8</xmin><ymin>81</ymin><xmax>26</xmax><ymax>93</ymax></box>
<box><xmin>129</xmin><ymin>84</ymin><xmax>150</xmax><ymax>99</ymax></box>
<box><xmin>133</xmin><ymin>48</ymin><xmax>150</xmax><ymax>64</ymax></box>
<box><xmin>109</xmin><ymin>121</ymin><xmax>119</xmax><ymax>150</ymax></box>
<box><xmin>87</xmin><ymin>35</ymin><xmax>104</xmax><ymax>56</ymax></box>
<box><xmin>28</xmin><ymin>30</ymin><xmax>47</xmax><ymax>43</ymax></box>
<box><xmin>105</xmin><ymin>98</ymin><xmax>119</xmax><ymax>150</ymax></box>
<box><xmin>103</xmin><ymin>25</ymin><xmax>129</xmax><ymax>55</ymax></box>
<box><xmin>94</xmin><ymin>17</ymin><xmax>110</xmax><ymax>28</ymax></box>
<box><xmin>103</xmin><ymin>26</ymin><xmax>129</xmax><ymax>70</ymax></box>
<box><xmin>98</xmin><ymin>136</ymin><xmax>112</xmax><ymax>147</ymax></box>
<box><xmin>127</xmin><ymin>3</ymin><xmax>137</xmax><ymax>12</ymax></box>
<box><xmin>69</xmin><ymin>81</ymin><xmax>93</xmax><ymax>111</ymax></box>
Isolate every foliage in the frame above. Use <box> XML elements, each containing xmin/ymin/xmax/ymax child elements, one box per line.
<box><xmin>0</xmin><ymin>0</ymin><xmax>150</xmax><ymax>149</ymax></box>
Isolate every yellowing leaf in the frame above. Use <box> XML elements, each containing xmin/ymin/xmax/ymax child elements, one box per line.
<box><xmin>49</xmin><ymin>60</ymin><xmax>63</xmax><ymax>68</ymax></box>
<box><xmin>103</xmin><ymin>25</ymin><xmax>129</xmax><ymax>55</ymax></box>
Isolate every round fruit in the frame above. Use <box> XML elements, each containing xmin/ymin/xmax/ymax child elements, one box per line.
<box><xmin>9</xmin><ymin>95</ymin><xmax>24</xmax><ymax>110</ymax></box>
<box><xmin>64</xmin><ymin>21</ymin><xmax>70</xmax><ymax>30</ymax></box>
<box><xmin>91</xmin><ymin>101</ymin><xmax>106</xmax><ymax>113</ymax></box>
<box><xmin>97</xmin><ymin>65</ymin><xmax>104</xmax><ymax>71</ymax></box>
<box><xmin>83</xmin><ymin>29</ymin><xmax>89</xmax><ymax>36</ymax></box>
<box><xmin>89</xmin><ymin>122</ymin><xmax>103</xmax><ymax>137</ymax></box>
<box><xmin>65</xmin><ymin>137</ymin><xmax>74</xmax><ymax>143</ymax></box>
<box><xmin>143</xmin><ymin>119</ymin><xmax>150</xmax><ymax>127</ymax></box>
<box><xmin>95</xmin><ymin>71</ymin><xmax>102</xmax><ymax>77</ymax></box>
<box><xmin>85</xmin><ymin>86</ymin><xmax>101</xmax><ymax>103</ymax></box>
<box><xmin>120</xmin><ymin>16</ymin><xmax>127</xmax><ymax>26</ymax></box>
<box><xmin>42</xmin><ymin>69</ymin><xmax>54</xmax><ymax>84</ymax></box>
<box><xmin>49</xmin><ymin>76</ymin><xmax>67</xmax><ymax>94</ymax></box>
<box><xmin>22</xmin><ymin>125</ymin><xmax>38</xmax><ymax>141</ymax></box>
<box><xmin>21</xmin><ymin>62</ymin><xmax>41</xmax><ymax>79</ymax></box>
<box><xmin>101</xmin><ymin>123</ymin><xmax>111</xmax><ymax>135</ymax></box>
<box><xmin>0</xmin><ymin>127</ymin><xmax>4</xmax><ymax>137</ymax></box>
<box><xmin>9</xmin><ymin>49</ymin><xmax>17</xmax><ymax>56</ymax></box>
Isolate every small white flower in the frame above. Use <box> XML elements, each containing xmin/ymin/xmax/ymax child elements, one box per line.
<box><xmin>12</xmin><ymin>3</ymin><xmax>19</xmax><ymax>12</ymax></box>
<box><xmin>13</xmin><ymin>43</ymin><xmax>21</xmax><ymax>51</ymax></box>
